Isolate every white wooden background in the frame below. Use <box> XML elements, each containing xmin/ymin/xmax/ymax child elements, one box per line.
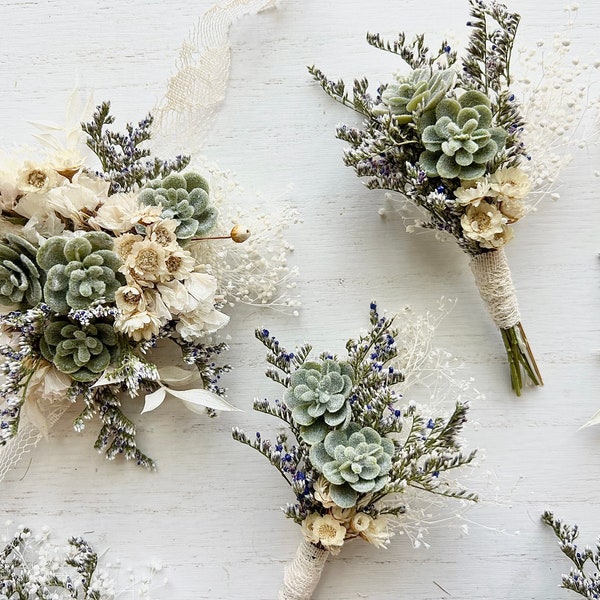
<box><xmin>0</xmin><ymin>1</ymin><xmax>599</xmax><ymax>598</ymax></box>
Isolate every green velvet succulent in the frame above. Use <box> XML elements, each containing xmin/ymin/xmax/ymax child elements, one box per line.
<box><xmin>285</xmin><ymin>359</ymin><xmax>354</xmax><ymax>445</ymax></box>
<box><xmin>309</xmin><ymin>423</ymin><xmax>395</xmax><ymax>508</ymax></box>
<box><xmin>36</xmin><ymin>232</ymin><xmax>123</xmax><ymax>315</ymax></box>
<box><xmin>0</xmin><ymin>234</ymin><xmax>43</xmax><ymax>307</ymax></box>
<box><xmin>40</xmin><ymin>318</ymin><xmax>119</xmax><ymax>382</ymax></box>
<box><xmin>419</xmin><ymin>90</ymin><xmax>507</xmax><ymax>180</ymax></box>
<box><xmin>138</xmin><ymin>171</ymin><xmax>217</xmax><ymax>240</ymax></box>
<box><xmin>375</xmin><ymin>67</ymin><xmax>455</xmax><ymax>125</ymax></box>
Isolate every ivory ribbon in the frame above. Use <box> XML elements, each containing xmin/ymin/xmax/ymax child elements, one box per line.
<box><xmin>470</xmin><ymin>248</ymin><xmax>520</xmax><ymax>330</ymax></box>
<box><xmin>278</xmin><ymin>540</ymin><xmax>329</xmax><ymax>600</ymax></box>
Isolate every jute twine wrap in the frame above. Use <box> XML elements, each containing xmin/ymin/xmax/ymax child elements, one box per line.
<box><xmin>278</xmin><ymin>540</ymin><xmax>329</xmax><ymax>600</ymax></box>
<box><xmin>470</xmin><ymin>248</ymin><xmax>520</xmax><ymax>330</ymax></box>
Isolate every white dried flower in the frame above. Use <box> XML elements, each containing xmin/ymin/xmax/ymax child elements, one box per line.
<box><xmin>460</xmin><ymin>201</ymin><xmax>506</xmax><ymax>246</ymax></box>
<box><xmin>124</xmin><ymin>240</ymin><xmax>169</xmax><ymax>285</ymax></box>
<box><xmin>313</xmin><ymin>475</ymin><xmax>338</xmax><ymax>509</ymax></box>
<box><xmin>454</xmin><ymin>178</ymin><xmax>492</xmax><ymax>207</ymax></box>
<box><xmin>349</xmin><ymin>512</ymin><xmax>372</xmax><ymax>533</ymax></box>
<box><xmin>16</xmin><ymin>161</ymin><xmax>61</xmax><ymax>195</ymax></box>
<box><xmin>360</xmin><ymin>516</ymin><xmax>391</xmax><ymax>549</ymax></box>
<box><xmin>301</xmin><ymin>513</ymin><xmax>346</xmax><ymax>553</ymax></box>
<box><xmin>114</xmin><ymin>309</ymin><xmax>162</xmax><ymax>341</ymax></box>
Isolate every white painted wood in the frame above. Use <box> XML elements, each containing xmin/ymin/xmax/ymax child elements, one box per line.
<box><xmin>0</xmin><ymin>0</ymin><xmax>599</xmax><ymax>598</ymax></box>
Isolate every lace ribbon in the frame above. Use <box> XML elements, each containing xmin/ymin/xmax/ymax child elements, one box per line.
<box><xmin>278</xmin><ymin>540</ymin><xmax>329</xmax><ymax>600</ymax></box>
<box><xmin>470</xmin><ymin>248</ymin><xmax>520</xmax><ymax>330</ymax></box>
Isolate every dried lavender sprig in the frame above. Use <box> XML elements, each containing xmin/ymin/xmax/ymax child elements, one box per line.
<box><xmin>82</xmin><ymin>101</ymin><xmax>190</xmax><ymax>194</ymax></box>
<box><xmin>542</xmin><ymin>512</ymin><xmax>600</xmax><ymax>599</ymax></box>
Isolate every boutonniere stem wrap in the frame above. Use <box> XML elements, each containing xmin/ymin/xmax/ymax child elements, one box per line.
<box><xmin>233</xmin><ymin>303</ymin><xmax>478</xmax><ymax>599</ymax></box>
<box><xmin>306</xmin><ymin>0</ymin><xmax>585</xmax><ymax>394</ymax></box>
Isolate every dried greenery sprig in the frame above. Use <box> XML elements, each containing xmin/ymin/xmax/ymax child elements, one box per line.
<box><xmin>542</xmin><ymin>511</ymin><xmax>600</xmax><ymax>599</ymax></box>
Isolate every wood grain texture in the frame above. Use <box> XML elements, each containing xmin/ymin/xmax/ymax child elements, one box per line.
<box><xmin>0</xmin><ymin>0</ymin><xmax>599</xmax><ymax>598</ymax></box>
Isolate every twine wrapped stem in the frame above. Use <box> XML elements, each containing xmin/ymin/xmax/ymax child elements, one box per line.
<box><xmin>470</xmin><ymin>248</ymin><xmax>520</xmax><ymax>329</ymax></box>
<box><xmin>278</xmin><ymin>540</ymin><xmax>329</xmax><ymax>600</ymax></box>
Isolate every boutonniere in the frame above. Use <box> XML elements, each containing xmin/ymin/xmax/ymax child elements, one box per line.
<box><xmin>310</xmin><ymin>1</ymin><xmax>593</xmax><ymax>395</ymax></box>
<box><xmin>234</xmin><ymin>303</ymin><xmax>477</xmax><ymax>599</ymax></box>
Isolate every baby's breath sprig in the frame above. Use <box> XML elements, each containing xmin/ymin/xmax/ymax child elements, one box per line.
<box><xmin>542</xmin><ymin>511</ymin><xmax>600</xmax><ymax>599</ymax></box>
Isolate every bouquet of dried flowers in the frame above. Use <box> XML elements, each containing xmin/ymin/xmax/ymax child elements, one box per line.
<box><xmin>542</xmin><ymin>511</ymin><xmax>600</xmax><ymax>599</ymax></box>
<box><xmin>309</xmin><ymin>0</ymin><xmax>553</xmax><ymax>395</ymax></box>
<box><xmin>0</xmin><ymin>100</ymin><xmax>293</xmax><ymax>471</ymax></box>
<box><xmin>233</xmin><ymin>303</ymin><xmax>477</xmax><ymax>599</ymax></box>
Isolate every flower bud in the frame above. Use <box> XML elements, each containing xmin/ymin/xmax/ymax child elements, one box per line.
<box><xmin>230</xmin><ymin>224</ymin><xmax>251</xmax><ymax>243</ymax></box>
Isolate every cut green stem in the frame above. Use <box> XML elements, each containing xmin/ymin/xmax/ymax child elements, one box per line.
<box><xmin>500</xmin><ymin>322</ymin><xmax>543</xmax><ymax>396</ymax></box>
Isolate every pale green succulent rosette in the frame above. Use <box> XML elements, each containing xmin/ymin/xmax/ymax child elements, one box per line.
<box><xmin>138</xmin><ymin>171</ymin><xmax>217</xmax><ymax>240</ymax></box>
<box><xmin>284</xmin><ymin>359</ymin><xmax>353</xmax><ymax>444</ymax></box>
<box><xmin>36</xmin><ymin>231</ymin><xmax>123</xmax><ymax>315</ymax></box>
<box><xmin>375</xmin><ymin>67</ymin><xmax>455</xmax><ymax>125</ymax></box>
<box><xmin>419</xmin><ymin>90</ymin><xmax>508</xmax><ymax>180</ymax></box>
<box><xmin>0</xmin><ymin>234</ymin><xmax>43</xmax><ymax>307</ymax></box>
<box><xmin>309</xmin><ymin>423</ymin><xmax>394</xmax><ymax>508</ymax></box>
<box><xmin>39</xmin><ymin>318</ymin><xmax>120</xmax><ymax>383</ymax></box>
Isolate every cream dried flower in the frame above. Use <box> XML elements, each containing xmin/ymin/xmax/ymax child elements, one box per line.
<box><xmin>489</xmin><ymin>166</ymin><xmax>531</xmax><ymax>223</ymax></box>
<box><xmin>479</xmin><ymin>224</ymin><xmax>514</xmax><ymax>249</ymax></box>
<box><xmin>349</xmin><ymin>512</ymin><xmax>372</xmax><ymax>533</ymax></box>
<box><xmin>115</xmin><ymin>283</ymin><xmax>147</xmax><ymax>315</ymax></box>
<box><xmin>489</xmin><ymin>166</ymin><xmax>531</xmax><ymax>202</ymax></box>
<box><xmin>16</xmin><ymin>161</ymin><xmax>62</xmax><ymax>195</ymax></box>
<box><xmin>302</xmin><ymin>513</ymin><xmax>346</xmax><ymax>553</ymax></box>
<box><xmin>113</xmin><ymin>233</ymin><xmax>144</xmax><ymax>261</ymax></box>
<box><xmin>460</xmin><ymin>201</ymin><xmax>506</xmax><ymax>246</ymax></box>
<box><xmin>454</xmin><ymin>178</ymin><xmax>492</xmax><ymax>207</ymax></box>
<box><xmin>124</xmin><ymin>240</ymin><xmax>169</xmax><ymax>285</ymax></box>
<box><xmin>164</xmin><ymin>248</ymin><xmax>196</xmax><ymax>281</ymax></box>
<box><xmin>146</xmin><ymin>219</ymin><xmax>180</xmax><ymax>248</ymax></box>
<box><xmin>360</xmin><ymin>516</ymin><xmax>391</xmax><ymax>549</ymax></box>
<box><xmin>330</xmin><ymin>506</ymin><xmax>356</xmax><ymax>524</ymax></box>
<box><xmin>92</xmin><ymin>193</ymin><xmax>163</xmax><ymax>234</ymax></box>
<box><xmin>499</xmin><ymin>197</ymin><xmax>528</xmax><ymax>222</ymax></box>
<box><xmin>313</xmin><ymin>475</ymin><xmax>337</xmax><ymax>509</ymax></box>
<box><xmin>114</xmin><ymin>309</ymin><xmax>162</xmax><ymax>342</ymax></box>
<box><xmin>156</xmin><ymin>279</ymin><xmax>194</xmax><ymax>314</ymax></box>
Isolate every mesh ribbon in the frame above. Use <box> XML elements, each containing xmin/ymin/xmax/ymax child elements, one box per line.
<box><xmin>278</xmin><ymin>540</ymin><xmax>329</xmax><ymax>600</ymax></box>
<box><xmin>470</xmin><ymin>248</ymin><xmax>520</xmax><ymax>330</ymax></box>
<box><xmin>152</xmin><ymin>0</ymin><xmax>279</xmax><ymax>156</ymax></box>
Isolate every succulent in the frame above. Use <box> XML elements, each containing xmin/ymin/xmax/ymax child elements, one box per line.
<box><xmin>0</xmin><ymin>234</ymin><xmax>43</xmax><ymax>307</ymax></box>
<box><xmin>285</xmin><ymin>359</ymin><xmax>354</xmax><ymax>444</ymax></box>
<box><xmin>309</xmin><ymin>423</ymin><xmax>395</xmax><ymax>508</ymax></box>
<box><xmin>374</xmin><ymin>67</ymin><xmax>455</xmax><ymax>125</ymax></box>
<box><xmin>36</xmin><ymin>232</ymin><xmax>123</xmax><ymax>315</ymax></box>
<box><xmin>138</xmin><ymin>171</ymin><xmax>217</xmax><ymax>240</ymax></box>
<box><xmin>419</xmin><ymin>90</ymin><xmax>507</xmax><ymax>180</ymax></box>
<box><xmin>40</xmin><ymin>318</ymin><xmax>120</xmax><ymax>382</ymax></box>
